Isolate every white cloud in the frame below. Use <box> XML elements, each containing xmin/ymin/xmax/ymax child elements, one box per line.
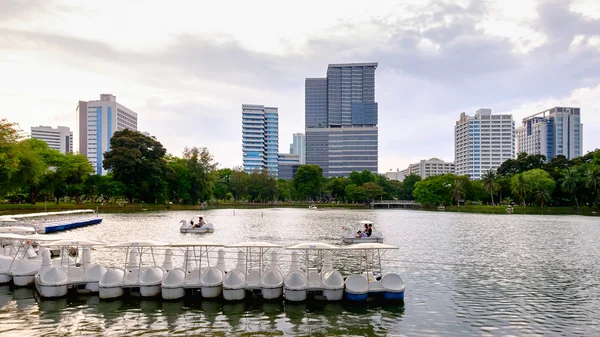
<box><xmin>0</xmin><ymin>0</ymin><xmax>599</xmax><ymax>173</ymax></box>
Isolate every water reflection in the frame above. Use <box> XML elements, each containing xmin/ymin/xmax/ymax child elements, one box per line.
<box><xmin>1</xmin><ymin>209</ymin><xmax>600</xmax><ymax>335</ymax></box>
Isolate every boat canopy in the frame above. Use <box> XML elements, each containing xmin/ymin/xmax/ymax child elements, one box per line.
<box><xmin>41</xmin><ymin>239</ymin><xmax>106</xmax><ymax>247</ymax></box>
<box><xmin>169</xmin><ymin>241</ymin><xmax>223</xmax><ymax>247</ymax></box>
<box><xmin>226</xmin><ymin>242</ymin><xmax>282</xmax><ymax>248</ymax></box>
<box><xmin>343</xmin><ymin>243</ymin><xmax>398</xmax><ymax>250</ymax></box>
<box><xmin>22</xmin><ymin>234</ymin><xmax>65</xmax><ymax>242</ymax></box>
<box><xmin>106</xmin><ymin>240</ymin><xmax>168</xmax><ymax>247</ymax></box>
<box><xmin>0</xmin><ymin>233</ymin><xmax>30</xmax><ymax>240</ymax></box>
<box><xmin>286</xmin><ymin>242</ymin><xmax>340</xmax><ymax>250</ymax></box>
<box><xmin>357</xmin><ymin>220</ymin><xmax>375</xmax><ymax>224</ymax></box>
<box><xmin>0</xmin><ymin>218</ymin><xmax>17</xmax><ymax>222</ymax></box>
<box><xmin>0</xmin><ymin>210</ymin><xmax>95</xmax><ymax>220</ymax></box>
<box><xmin>0</xmin><ymin>226</ymin><xmax>36</xmax><ymax>233</ymax></box>
<box><xmin>195</xmin><ymin>214</ymin><xmax>206</xmax><ymax>218</ymax></box>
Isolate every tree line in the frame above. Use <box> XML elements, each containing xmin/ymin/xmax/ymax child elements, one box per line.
<box><xmin>1</xmin><ymin>120</ymin><xmax>417</xmax><ymax>205</ymax></box>
<box><xmin>412</xmin><ymin>151</ymin><xmax>600</xmax><ymax>208</ymax></box>
<box><xmin>4</xmin><ymin>118</ymin><xmax>598</xmax><ymax>208</ymax></box>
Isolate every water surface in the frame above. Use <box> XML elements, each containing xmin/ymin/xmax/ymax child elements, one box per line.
<box><xmin>1</xmin><ymin>208</ymin><xmax>599</xmax><ymax>336</ymax></box>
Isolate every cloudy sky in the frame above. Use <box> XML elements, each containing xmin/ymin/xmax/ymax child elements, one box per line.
<box><xmin>1</xmin><ymin>0</ymin><xmax>599</xmax><ymax>173</ymax></box>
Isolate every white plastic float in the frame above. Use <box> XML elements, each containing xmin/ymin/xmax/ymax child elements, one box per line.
<box><xmin>98</xmin><ymin>240</ymin><xmax>168</xmax><ymax>299</ymax></box>
<box><xmin>35</xmin><ymin>239</ymin><xmax>106</xmax><ymax>298</ymax></box>
<box><xmin>224</xmin><ymin>242</ymin><xmax>283</xmax><ymax>301</ymax></box>
<box><xmin>342</xmin><ymin>243</ymin><xmax>405</xmax><ymax>301</ymax></box>
<box><xmin>161</xmin><ymin>242</ymin><xmax>225</xmax><ymax>300</ymax></box>
<box><xmin>284</xmin><ymin>242</ymin><xmax>344</xmax><ymax>302</ymax></box>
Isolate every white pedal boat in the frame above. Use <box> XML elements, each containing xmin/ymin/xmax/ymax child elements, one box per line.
<box><xmin>35</xmin><ymin>239</ymin><xmax>106</xmax><ymax>298</ymax></box>
<box><xmin>162</xmin><ymin>242</ymin><xmax>226</xmax><ymax>300</ymax></box>
<box><xmin>342</xmin><ymin>220</ymin><xmax>383</xmax><ymax>244</ymax></box>
<box><xmin>98</xmin><ymin>240</ymin><xmax>169</xmax><ymax>299</ymax></box>
<box><xmin>284</xmin><ymin>242</ymin><xmax>344</xmax><ymax>302</ymax></box>
<box><xmin>342</xmin><ymin>243</ymin><xmax>405</xmax><ymax>301</ymax></box>
<box><xmin>179</xmin><ymin>214</ymin><xmax>214</xmax><ymax>233</ymax></box>
<box><xmin>223</xmin><ymin>242</ymin><xmax>283</xmax><ymax>301</ymax></box>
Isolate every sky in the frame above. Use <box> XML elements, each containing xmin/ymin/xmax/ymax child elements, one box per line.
<box><xmin>1</xmin><ymin>0</ymin><xmax>599</xmax><ymax>173</ymax></box>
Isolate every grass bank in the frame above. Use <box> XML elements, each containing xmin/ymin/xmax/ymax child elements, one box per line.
<box><xmin>0</xmin><ymin>201</ymin><xmax>368</xmax><ymax>216</ymax></box>
<box><xmin>429</xmin><ymin>204</ymin><xmax>599</xmax><ymax>216</ymax></box>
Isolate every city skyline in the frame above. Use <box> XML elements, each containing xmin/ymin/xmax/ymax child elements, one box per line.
<box><xmin>1</xmin><ymin>1</ymin><xmax>600</xmax><ymax>173</ymax></box>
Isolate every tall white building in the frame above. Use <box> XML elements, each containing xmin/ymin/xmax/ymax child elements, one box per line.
<box><xmin>30</xmin><ymin>125</ymin><xmax>73</xmax><ymax>154</ymax></box>
<box><xmin>516</xmin><ymin>107</ymin><xmax>583</xmax><ymax>161</ymax></box>
<box><xmin>408</xmin><ymin>158</ymin><xmax>455</xmax><ymax>179</ymax></box>
<box><xmin>77</xmin><ymin>94</ymin><xmax>138</xmax><ymax>175</ymax></box>
<box><xmin>242</xmin><ymin>104</ymin><xmax>279</xmax><ymax>177</ymax></box>
<box><xmin>455</xmin><ymin>109</ymin><xmax>515</xmax><ymax>180</ymax></box>
<box><xmin>289</xmin><ymin>133</ymin><xmax>306</xmax><ymax>164</ymax></box>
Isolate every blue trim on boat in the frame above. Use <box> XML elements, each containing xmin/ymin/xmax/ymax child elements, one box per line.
<box><xmin>346</xmin><ymin>292</ymin><xmax>368</xmax><ymax>301</ymax></box>
<box><xmin>43</xmin><ymin>218</ymin><xmax>103</xmax><ymax>233</ymax></box>
<box><xmin>384</xmin><ymin>291</ymin><xmax>404</xmax><ymax>300</ymax></box>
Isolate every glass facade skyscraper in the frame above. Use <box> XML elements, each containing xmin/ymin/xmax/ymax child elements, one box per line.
<box><xmin>242</xmin><ymin>104</ymin><xmax>279</xmax><ymax>177</ymax></box>
<box><xmin>305</xmin><ymin>63</ymin><xmax>379</xmax><ymax>178</ymax></box>
<box><xmin>289</xmin><ymin>133</ymin><xmax>306</xmax><ymax>164</ymax></box>
<box><xmin>516</xmin><ymin>107</ymin><xmax>583</xmax><ymax>161</ymax></box>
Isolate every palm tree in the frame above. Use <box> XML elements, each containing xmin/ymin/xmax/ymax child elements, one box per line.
<box><xmin>511</xmin><ymin>174</ymin><xmax>531</xmax><ymax>207</ymax></box>
<box><xmin>560</xmin><ymin>167</ymin><xmax>580</xmax><ymax>208</ymax></box>
<box><xmin>452</xmin><ymin>179</ymin><xmax>466</xmax><ymax>207</ymax></box>
<box><xmin>533</xmin><ymin>188</ymin><xmax>551</xmax><ymax>208</ymax></box>
<box><xmin>585</xmin><ymin>165</ymin><xmax>600</xmax><ymax>206</ymax></box>
<box><xmin>481</xmin><ymin>170</ymin><xmax>497</xmax><ymax>206</ymax></box>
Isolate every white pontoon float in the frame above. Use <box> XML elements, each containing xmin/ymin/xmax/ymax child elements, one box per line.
<box><xmin>35</xmin><ymin>239</ymin><xmax>107</xmax><ymax>298</ymax></box>
<box><xmin>179</xmin><ymin>214</ymin><xmax>215</xmax><ymax>234</ymax></box>
<box><xmin>98</xmin><ymin>241</ymin><xmax>169</xmax><ymax>299</ymax></box>
<box><xmin>342</xmin><ymin>243</ymin><xmax>405</xmax><ymax>301</ymax></box>
<box><xmin>223</xmin><ymin>242</ymin><xmax>283</xmax><ymax>301</ymax></box>
<box><xmin>342</xmin><ymin>220</ymin><xmax>384</xmax><ymax>244</ymax></box>
<box><xmin>161</xmin><ymin>241</ymin><xmax>226</xmax><ymax>300</ymax></box>
<box><xmin>284</xmin><ymin>242</ymin><xmax>344</xmax><ymax>302</ymax></box>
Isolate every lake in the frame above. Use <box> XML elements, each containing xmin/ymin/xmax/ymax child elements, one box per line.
<box><xmin>1</xmin><ymin>208</ymin><xmax>599</xmax><ymax>336</ymax></box>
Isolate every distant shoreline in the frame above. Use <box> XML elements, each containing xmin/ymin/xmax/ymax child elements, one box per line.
<box><xmin>1</xmin><ymin>202</ymin><xmax>598</xmax><ymax>217</ymax></box>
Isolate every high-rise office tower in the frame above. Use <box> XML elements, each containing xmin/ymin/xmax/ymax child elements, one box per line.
<box><xmin>77</xmin><ymin>94</ymin><xmax>138</xmax><ymax>175</ymax></box>
<box><xmin>277</xmin><ymin>153</ymin><xmax>300</xmax><ymax>180</ymax></box>
<box><xmin>516</xmin><ymin>107</ymin><xmax>583</xmax><ymax>161</ymax></box>
<box><xmin>30</xmin><ymin>125</ymin><xmax>73</xmax><ymax>154</ymax></box>
<box><xmin>455</xmin><ymin>109</ymin><xmax>515</xmax><ymax>180</ymax></box>
<box><xmin>289</xmin><ymin>133</ymin><xmax>306</xmax><ymax>165</ymax></box>
<box><xmin>242</xmin><ymin>104</ymin><xmax>279</xmax><ymax>177</ymax></box>
<box><xmin>305</xmin><ymin>63</ymin><xmax>378</xmax><ymax>178</ymax></box>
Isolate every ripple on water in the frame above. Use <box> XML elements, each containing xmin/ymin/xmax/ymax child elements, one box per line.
<box><xmin>1</xmin><ymin>209</ymin><xmax>600</xmax><ymax>335</ymax></box>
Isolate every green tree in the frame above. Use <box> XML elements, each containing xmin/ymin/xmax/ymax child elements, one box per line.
<box><xmin>399</xmin><ymin>174</ymin><xmax>421</xmax><ymax>200</ymax></box>
<box><xmin>362</xmin><ymin>182</ymin><xmax>384</xmax><ymax>202</ymax></box>
<box><xmin>497</xmin><ymin>153</ymin><xmax>546</xmax><ymax>177</ymax></box>
<box><xmin>213</xmin><ymin>168</ymin><xmax>232</xmax><ymax>201</ymax></box>
<box><xmin>522</xmin><ymin>169</ymin><xmax>555</xmax><ymax>198</ymax></box>
<box><xmin>102</xmin><ymin>129</ymin><xmax>168</xmax><ymax>204</ymax></box>
<box><xmin>166</xmin><ymin>156</ymin><xmax>192</xmax><ymax>204</ymax></box>
<box><xmin>533</xmin><ymin>188</ymin><xmax>551</xmax><ymax>207</ymax></box>
<box><xmin>293</xmin><ymin>165</ymin><xmax>324</xmax><ymax>201</ymax></box>
<box><xmin>247</xmin><ymin>171</ymin><xmax>277</xmax><ymax>202</ymax></box>
<box><xmin>510</xmin><ymin>173</ymin><xmax>531</xmax><ymax>207</ymax></box>
<box><xmin>344</xmin><ymin>183</ymin><xmax>366</xmax><ymax>203</ymax></box>
<box><xmin>560</xmin><ymin>166</ymin><xmax>581</xmax><ymax>208</ymax></box>
<box><xmin>182</xmin><ymin>147</ymin><xmax>217</xmax><ymax>204</ymax></box>
<box><xmin>412</xmin><ymin>174</ymin><xmax>453</xmax><ymax>207</ymax></box>
<box><xmin>11</xmin><ymin>138</ymin><xmax>54</xmax><ymax>204</ymax></box>
<box><xmin>325</xmin><ymin>177</ymin><xmax>348</xmax><ymax>201</ymax></box>
<box><xmin>481</xmin><ymin>169</ymin><xmax>497</xmax><ymax>205</ymax></box>
<box><xmin>276</xmin><ymin>179</ymin><xmax>293</xmax><ymax>201</ymax></box>
<box><xmin>229</xmin><ymin>167</ymin><xmax>249</xmax><ymax>202</ymax></box>
<box><xmin>584</xmin><ymin>165</ymin><xmax>600</xmax><ymax>207</ymax></box>
<box><xmin>452</xmin><ymin>178</ymin><xmax>466</xmax><ymax>206</ymax></box>
<box><xmin>0</xmin><ymin>119</ymin><xmax>23</xmax><ymax>193</ymax></box>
